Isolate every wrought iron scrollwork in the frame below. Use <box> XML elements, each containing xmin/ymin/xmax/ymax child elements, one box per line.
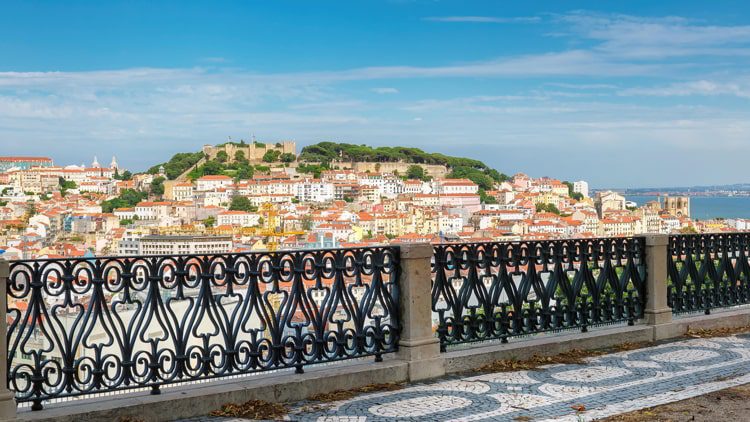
<box><xmin>6</xmin><ymin>247</ymin><xmax>400</xmax><ymax>409</ymax></box>
<box><xmin>668</xmin><ymin>233</ymin><xmax>750</xmax><ymax>314</ymax></box>
<box><xmin>431</xmin><ymin>238</ymin><xmax>646</xmax><ymax>349</ymax></box>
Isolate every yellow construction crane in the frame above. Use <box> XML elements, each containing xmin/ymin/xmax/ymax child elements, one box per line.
<box><xmin>254</xmin><ymin>203</ymin><xmax>304</xmax><ymax>251</ymax></box>
<box><xmin>147</xmin><ymin>204</ymin><xmax>304</xmax><ymax>251</ymax></box>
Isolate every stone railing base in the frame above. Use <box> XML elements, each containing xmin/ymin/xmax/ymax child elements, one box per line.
<box><xmin>16</xmin><ymin>307</ymin><xmax>750</xmax><ymax>422</ymax></box>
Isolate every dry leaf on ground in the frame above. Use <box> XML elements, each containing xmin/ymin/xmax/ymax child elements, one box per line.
<box><xmin>210</xmin><ymin>399</ymin><xmax>288</xmax><ymax>420</ymax></box>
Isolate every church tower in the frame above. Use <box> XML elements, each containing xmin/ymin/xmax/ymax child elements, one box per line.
<box><xmin>110</xmin><ymin>156</ymin><xmax>119</xmax><ymax>170</ymax></box>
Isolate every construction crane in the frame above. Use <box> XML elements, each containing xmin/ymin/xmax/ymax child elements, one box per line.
<box><xmin>254</xmin><ymin>203</ymin><xmax>304</xmax><ymax>251</ymax></box>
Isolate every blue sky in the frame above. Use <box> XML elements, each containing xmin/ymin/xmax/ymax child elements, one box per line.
<box><xmin>2</xmin><ymin>1</ymin><xmax>750</xmax><ymax>188</ymax></box>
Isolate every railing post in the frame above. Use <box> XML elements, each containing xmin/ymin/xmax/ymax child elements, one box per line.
<box><xmin>0</xmin><ymin>258</ymin><xmax>16</xmax><ymax>420</ymax></box>
<box><xmin>395</xmin><ymin>243</ymin><xmax>445</xmax><ymax>381</ymax></box>
<box><xmin>643</xmin><ymin>235</ymin><xmax>674</xmax><ymax>339</ymax></box>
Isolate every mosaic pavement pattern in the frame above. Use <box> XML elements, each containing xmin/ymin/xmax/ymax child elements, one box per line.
<box><xmin>200</xmin><ymin>334</ymin><xmax>750</xmax><ymax>421</ymax></box>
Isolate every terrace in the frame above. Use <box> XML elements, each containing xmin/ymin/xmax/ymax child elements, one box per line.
<box><xmin>1</xmin><ymin>233</ymin><xmax>749</xmax><ymax>420</ymax></box>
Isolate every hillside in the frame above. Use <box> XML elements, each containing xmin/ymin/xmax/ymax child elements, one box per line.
<box><xmin>142</xmin><ymin>142</ymin><xmax>509</xmax><ymax>199</ymax></box>
<box><xmin>299</xmin><ymin>142</ymin><xmax>509</xmax><ymax>192</ymax></box>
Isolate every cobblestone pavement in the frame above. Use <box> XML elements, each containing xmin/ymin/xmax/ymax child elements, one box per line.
<box><xmin>199</xmin><ymin>333</ymin><xmax>750</xmax><ymax>421</ymax></box>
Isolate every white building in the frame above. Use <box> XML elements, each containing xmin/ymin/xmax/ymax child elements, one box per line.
<box><xmin>435</xmin><ymin>179</ymin><xmax>479</xmax><ymax>195</ymax></box>
<box><xmin>573</xmin><ymin>181</ymin><xmax>589</xmax><ymax>198</ymax></box>
<box><xmin>134</xmin><ymin>201</ymin><xmax>171</xmax><ymax>221</ymax></box>
<box><xmin>136</xmin><ymin>235</ymin><xmax>233</xmax><ymax>255</ymax></box>
<box><xmin>196</xmin><ymin>175</ymin><xmax>233</xmax><ymax>192</ymax></box>
<box><xmin>294</xmin><ymin>179</ymin><xmax>335</xmax><ymax>203</ymax></box>
<box><xmin>217</xmin><ymin>211</ymin><xmax>261</xmax><ymax>227</ymax></box>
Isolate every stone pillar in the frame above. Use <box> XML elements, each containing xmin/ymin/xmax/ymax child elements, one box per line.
<box><xmin>0</xmin><ymin>258</ymin><xmax>16</xmax><ymax>420</ymax></box>
<box><xmin>643</xmin><ymin>235</ymin><xmax>675</xmax><ymax>340</ymax></box>
<box><xmin>395</xmin><ymin>243</ymin><xmax>445</xmax><ymax>381</ymax></box>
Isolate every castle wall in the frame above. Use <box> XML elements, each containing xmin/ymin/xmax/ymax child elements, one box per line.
<box><xmin>346</xmin><ymin>162</ymin><xmax>449</xmax><ymax>178</ymax></box>
<box><xmin>203</xmin><ymin>141</ymin><xmax>296</xmax><ymax>163</ymax></box>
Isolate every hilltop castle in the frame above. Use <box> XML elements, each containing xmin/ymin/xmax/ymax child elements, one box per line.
<box><xmin>202</xmin><ymin>141</ymin><xmax>296</xmax><ymax>163</ymax></box>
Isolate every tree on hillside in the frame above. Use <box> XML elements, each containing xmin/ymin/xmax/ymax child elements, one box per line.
<box><xmin>114</xmin><ymin>170</ymin><xmax>133</xmax><ymax>181</ymax></box>
<box><xmin>229</xmin><ymin>195</ymin><xmax>258</xmax><ymax>212</ymax></box>
<box><xmin>216</xmin><ymin>150</ymin><xmax>229</xmax><ymax>163</ymax></box>
<box><xmin>235</xmin><ymin>150</ymin><xmax>247</xmax><ymax>163</ymax></box>
<box><xmin>235</xmin><ymin>164</ymin><xmax>254</xmax><ymax>180</ymax></box>
<box><xmin>59</xmin><ymin>177</ymin><xmax>77</xmax><ymax>196</ymax></box>
<box><xmin>562</xmin><ymin>181</ymin><xmax>584</xmax><ymax>201</ymax></box>
<box><xmin>280</xmin><ymin>153</ymin><xmax>296</xmax><ymax>163</ymax></box>
<box><xmin>147</xmin><ymin>152</ymin><xmax>205</xmax><ymax>180</ymax></box>
<box><xmin>101</xmin><ymin>189</ymin><xmax>148</xmax><ymax>213</ymax></box>
<box><xmin>263</xmin><ymin>150</ymin><xmax>281</xmax><ymax>163</ymax></box>
<box><xmin>480</xmin><ymin>190</ymin><xmax>497</xmax><ymax>204</ymax></box>
<box><xmin>151</xmin><ymin>176</ymin><xmax>166</xmax><ymax>196</ymax></box>
<box><xmin>406</xmin><ymin>165</ymin><xmax>427</xmax><ymax>181</ymax></box>
<box><xmin>536</xmin><ymin>203</ymin><xmax>561</xmax><ymax>215</ymax></box>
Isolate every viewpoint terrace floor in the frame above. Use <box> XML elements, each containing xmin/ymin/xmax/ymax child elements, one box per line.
<box><xmin>190</xmin><ymin>333</ymin><xmax>750</xmax><ymax>421</ymax></box>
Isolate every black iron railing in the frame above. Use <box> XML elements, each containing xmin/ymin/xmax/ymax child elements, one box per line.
<box><xmin>7</xmin><ymin>247</ymin><xmax>400</xmax><ymax>410</ymax></box>
<box><xmin>668</xmin><ymin>233</ymin><xmax>750</xmax><ymax>314</ymax></box>
<box><xmin>431</xmin><ymin>238</ymin><xmax>646</xmax><ymax>349</ymax></box>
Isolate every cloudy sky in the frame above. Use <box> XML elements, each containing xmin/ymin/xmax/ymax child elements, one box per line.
<box><xmin>2</xmin><ymin>1</ymin><xmax>750</xmax><ymax>188</ymax></box>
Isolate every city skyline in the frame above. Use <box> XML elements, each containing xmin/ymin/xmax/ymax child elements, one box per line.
<box><xmin>3</xmin><ymin>1</ymin><xmax>750</xmax><ymax>186</ymax></box>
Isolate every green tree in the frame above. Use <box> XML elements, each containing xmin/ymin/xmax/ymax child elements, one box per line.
<box><xmin>480</xmin><ymin>189</ymin><xmax>497</xmax><ymax>204</ymax></box>
<box><xmin>114</xmin><ymin>169</ymin><xmax>133</xmax><ymax>181</ymax></box>
<box><xmin>536</xmin><ymin>203</ymin><xmax>561</xmax><ymax>215</ymax></box>
<box><xmin>151</xmin><ymin>176</ymin><xmax>166</xmax><ymax>196</ymax></box>
<box><xmin>562</xmin><ymin>181</ymin><xmax>583</xmax><ymax>201</ymax></box>
<box><xmin>235</xmin><ymin>150</ymin><xmax>247</xmax><ymax>163</ymax></box>
<box><xmin>216</xmin><ymin>150</ymin><xmax>229</xmax><ymax>163</ymax></box>
<box><xmin>229</xmin><ymin>195</ymin><xmax>258</xmax><ymax>212</ymax></box>
<box><xmin>101</xmin><ymin>189</ymin><xmax>148</xmax><ymax>213</ymax></box>
<box><xmin>204</xmin><ymin>216</ymin><xmax>216</xmax><ymax>228</ymax></box>
<box><xmin>280</xmin><ymin>153</ymin><xmax>296</xmax><ymax>163</ymax></box>
<box><xmin>406</xmin><ymin>165</ymin><xmax>427</xmax><ymax>181</ymax></box>
<box><xmin>263</xmin><ymin>150</ymin><xmax>281</xmax><ymax>163</ymax></box>
<box><xmin>59</xmin><ymin>177</ymin><xmax>77</xmax><ymax>196</ymax></box>
<box><xmin>148</xmin><ymin>152</ymin><xmax>205</xmax><ymax>180</ymax></box>
<box><xmin>119</xmin><ymin>218</ymin><xmax>134</xmax><ymax>226</ymax></box>
<box><xmin>235</xmin><ymin>164</ymin><xmax>254</xmax><ymax>180</ymax></box>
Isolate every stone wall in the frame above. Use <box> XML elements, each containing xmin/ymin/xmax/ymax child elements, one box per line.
<box><xmin>342</xmin><ymin>162</ymin><xmax>449</xmax><ymax>178</ymax></box>
<box><xmin>202</xmin><ymin>141</ymin><xmax>296</xmax><ymax>163</ymax></box>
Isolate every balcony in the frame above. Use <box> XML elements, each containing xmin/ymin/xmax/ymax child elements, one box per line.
<box><xmin>1</xmin><ymin>233</ymin><xmax>750</xmax><ymax>420</ymax></box>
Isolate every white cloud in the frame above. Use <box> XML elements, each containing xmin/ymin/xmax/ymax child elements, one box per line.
<box><xmin>559</xmin><ymin>12</ymin><xmax>750</xmax><ymax>59</ymax></box>
<box><xmin>3</xmin><ymin>11</ymin><xmax>750</xmax><ymax>185</ymax></box>
<box><xmin>371</xmin><ymin>87</ymin><xmax>399</xmax><ymax>94</ymax></box>
<box><xmin>424</xmin><ymin>16</ymin><xmax>541</xmax><ymax>24</ymax></box>
<box><xmin>619</xmin><ymin>80</ymin><xmax>750</xmax><ymax>98</ymax></box>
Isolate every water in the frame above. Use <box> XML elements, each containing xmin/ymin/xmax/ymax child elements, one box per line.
<box><xmin>626</xmin><ymin>195</ymin><xmax>750</xmax><ymax>220</ymax></box>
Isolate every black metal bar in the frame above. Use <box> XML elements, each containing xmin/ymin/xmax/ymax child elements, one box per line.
<box><xmin>6</xmin><ymin>247</ymin><xmax>401</xmax><ymax>408</ymax></box>
<box><xmin>668</xmin><ymin>233</ymin><xmax>750</xmax><ymax>314</ymax></box>
<box><xmin>431</xmin><ymin>238</ymin><xmax>647</xmax><ymax>347</ymax></box>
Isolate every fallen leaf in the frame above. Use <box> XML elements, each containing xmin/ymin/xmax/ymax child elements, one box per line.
<box><xmin>571</xmin><ymin>404</ymin><xmax>586</xmax><ymax>412</ymax></box>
